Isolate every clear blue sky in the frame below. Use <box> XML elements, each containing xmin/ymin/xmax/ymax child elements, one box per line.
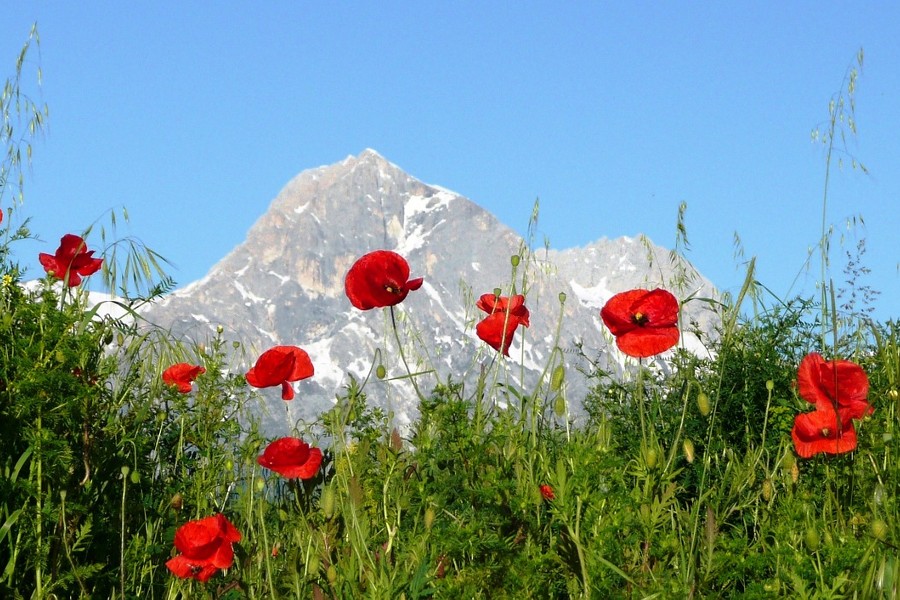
<box><xmin>3</xmin><ymin>3</ymin><xmax>899</xmax><ymax>320</ymax></box>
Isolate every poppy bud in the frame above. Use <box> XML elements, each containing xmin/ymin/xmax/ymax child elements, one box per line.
<box><xmin>805</xmin><ymin>526</ymin><xmax>820</xmax><ymax>551</ymax></box>
<box><xmin>889</xmin><ymin>389</ymin><xmax>899</xmax><ymax>401</ymax></box>
<box><xmin>130</xmin><ymin>470</ymin><xmax>141</xmax><ymax>484</ymax></box>
<box><xmin>120</xmin><ymin>466</ymin><xmax>130</xmax><ymax>478</ymax></box>
<box><xmin>682</xmin><ymin>439</ymin><xmax>695</xmax><ymax>463</ymax></box>
<box><xmin>493</xmin><ymin>287</ymin><xmax>502</xmax><ymax>297</ymax></box>
<box><xmin>170</xmin><ymin>493</ymin><xmax>183</xmax><ymax>511</ymax></box>
<box><xmin>697</xmin><ymin>392</ymin><xmax>710</xmax><ymax>416</ymax></box>
<box><xmin>558</xmin><ymin>291</ymin><xmax>567</xmax><ymax>304</ymax></box>
<box><xmin>233</xmin><ymin>341</ymin><xmax>240</xmax><ymax>349</ymax></box>
<box><xmin>872</xmin><ymin>519</ymin><xmax>888</xmax><ymax>541</ymax></box>
<box><xmin>765</xmin><ymin>379</ymin><xmax>774</xmax><ymax>391</ymax></box>
<box><xmin>424</xmin><ymin>507</ymin><xmax>436</xmax><ymax>531</ymax></box>
<box><xmin>510</xmin><ymin>254</ymin><xmax>520</xmax><ymax>267</ymax></box>
<box><xmin>762</xmin><ymin>479</ymin><xmax>773</xmax><ymax>502</ymax></box>
<box><xmin>321</xmin><ymin>486</ymin><xmax>336</xmax><ymax>519</ymax></box>
<box><xmin>216</xmin><ymin>324</ymin><xmax>224</xmax><ymax>334</ymax></box>
<box><xmin>553</xmin><ymin>394</ymin><xmax>566</xmax><ymax>417</ymax></box>
<box><xmin>255</xmin><ymin>477</ymin><xmax>265</xmax><ymax>492</ymax></box>
<box><xmin>376</xmin><ymin>364</ymin><xmax>386</xmax><ymax>380</ymax></box>
<box><xmin>306</xmin><ymin>553</ymin><xmax>320</xmax><ymax>574</ymax></box>
<box><xmin>225</xmin><ymin>459</ymin><xmax>234</xmax><ymax>471</ymax></box>
<box><xmin>327</xmin><ymin>565</ymin><xmax>338</xmax><ymax>584</ymax></box>
<box><xmin>551</xmin><ymin>365</ymin><xmax>565</xmax><ymax>392</ymax></box>
<box><xmin>643</xmin><ymin>447</ymin><xmax>658</xmax><ymax>470</ymax></box>
<box><xmin>117</xmin><ymin>333</ymin><xmax>125</xmax><ymax>346</ymax></box>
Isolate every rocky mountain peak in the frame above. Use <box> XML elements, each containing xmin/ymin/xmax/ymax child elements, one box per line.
<box><xmin>145</xmin><ymin>150</ymin><xmax>718</xmax><ymax>434</ymax></box>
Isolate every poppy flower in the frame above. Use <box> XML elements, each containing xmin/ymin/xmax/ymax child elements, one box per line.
<box><xmin>791</xmin><ymin>406</ymin><xmax>858</xmax><ymax>458</ymax></box>
<box><xmin>475</xmin><ymin>293</ymin><xmax>530</xmax><ymax>356</ymax></box>
<box><xmin>162</xmin><ymin>363</ymin><xmax>206</xmax><ymax>394</ymax></box>
<box><xmin>246</xmin><ymin>345</ymin><xmax>314</xmax><ymax>401</ymax></box>
<box><xmin>38</xmin><ymin>234</ymin><xmax>104</xmax><ymax>287</ymax></box>
<box><xmin>166</xmin><ymin>513</ymin><xmax>241</xmax><ymax>582</ymax></box>
<box><xmin>797</xmin><ymin>352</ymin><xmax>871</xmax><ymax>419</ymax></box>
<box><xmin>599</xmin><ymin>288</ymin><xmax>679</xmax><ymax>358</ymax></box>
<box><xmin>257</xmin><ymin>436</ymin><xmax>323</xmax><ymax>479</ymax></box>
<box><xmin>539</xmin><ymin>484</ymin><xmax>555</xmax><ymax>501</ymax></box>
<box><xmin>344</xmin><ymin>250</ymin><xmax>423</xmax><ymax>310</ymax></box>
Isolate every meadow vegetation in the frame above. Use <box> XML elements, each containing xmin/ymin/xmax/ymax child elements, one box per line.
<box><xmin>2</xmin><ymin>32</ymin><xmax>897</xmax><ymax>599</ymax></box>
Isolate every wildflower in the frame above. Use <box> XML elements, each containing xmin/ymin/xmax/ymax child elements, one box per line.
<box><xmin>166</xmin><ymin>513</ymin><xmax>241</xmax><ymax>582</ymax></box>
<box><xmin>39</xmin><ymin>234</ymin><xmax>104</xmax><ymax>287</ymax></box>
<box><xmin>344</xmin><ymin>250</ymin><xmax>423</xmax><ymax>310</ymax></box>
<box><xmin>791</xmin><ymin>405</ymin><xmax>858</xmax><ymax>458</ymax></box>
<box><xmin>246</xmin><ymin>345</ymin><xmax>314</xmax><ymax>400</ymax></box>
<box><xmin>162</xmin><ymin>363</ymin><xmax>206</xmax><ymax>394</ymax></box>
<box><xmin>600</xmin><ymin>288</ymin><xmax>679</xmax><ymax>358</ymax></box>
<box><xmin>797</xmin><ymin>352</ymin><xmax>872</xmax><ymax>419</ymax></box>
<box><xmin>257</xmin><ymin>436</ymin><xmax>323</xmax><ymax>479</ymax></box>
<box><xmin>539</xmin><ymin>484</ymin><xmax>555</xmax><ymax>501</ymax></box>
<box><xmin>475</xmin><ymin>293</ymin><xmax>530</xmax><ymax>356</ymax></box>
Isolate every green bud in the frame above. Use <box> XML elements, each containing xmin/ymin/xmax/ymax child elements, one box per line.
<box><xmin>225</xmin><ymin>459</ymin><xmax>234</xmax><ymax>471</ymax></box>
<box><xmin>306</xmin><ymin>553</ymin><xmax>320</xmax><ymax>575</ymax></box>
<box><xmin>327</xmin><ymin>565</ymin><xmax>338</xmax><ymax>584</ymax></box>
<box><xmin>510</xmin><ymin>254</ymin><xmax>520</xmax><ymax>267</ymax></box>
<box><xmin>216</xmin><ymin>324</ymin><xmax>224</xmax><ymax>334</ymax></box>
<box><xmin>643</xmin><ymin>447</ymin><xmax>658</xmax><ymax>470</ymax></box>
<box><xmin>765</xmin><ymin>379</ymin><xmax>774</xmax><ymax>391</ymax></box>
<box><xmin>551</xmin><ymin>365</ymin><xmax>565</xmax><ymax>392</ymax></box>
<box><xmin>424</xmin><ymin>507</ymin><xmax>436</xmax><ymax>531</ymax></box>
<box><xmin>762</xmin><ymin>479</ymin><xmax>773</xmax><ymax>502</ymax></box>
<box><xmin>493</xmin><ymin>287</ymin><xmax>502</xmax><ymax>298</ymax></box>
<box><xmin>805</xmin><ymin>526</ymin><xmax>820</xmax><ymax>551</ymax></box>
<box><xmin>120</xmin><ymin>465</ymin><xmax>130</xmax><ymax>477</ymax></box>
<box><xmin>232</xmin><ymin>341</ymin><xmax>240</xmax><ymax>349</ymax></box>
<box><xmin>130</xmin><ymin>470</ymin><xmax>141</xmax><ymax>484</ymax></box>
<box><xmin>697</xmin><ymin>392</ymin><xmax>710</xmax><ymax>416</ymax></box>
<box><xmin>558</xmin><ymin>291</ymin><xmax>567</xmax><ymax>304</ymax></box>
<box><xmin>682</xmin><ymin>439</ymin><xmax>695</xmax><ymax>463</ymax></box>
<box><xmin>376</xmin><ymin>364</ymin><xmax>386</xmax><ymax>380</ymax></box>
<box><xmin>321</xmin><ymin>486</ymin><xmax>336</xmax><ymax>519</ymax></box>
<box><xmin>553</xmin><ymin>394</ymin><xmax>566</xmax><ymax>418</ymax></box>
<box><xmin>255</xmin><ymin>477</ymin><xmax>266</xmax><ymax>492</ymax></box>
<box><xmin>872</xmin><ymin>519</ymin><xmax>889</xmax><ymax>541</ymax></box>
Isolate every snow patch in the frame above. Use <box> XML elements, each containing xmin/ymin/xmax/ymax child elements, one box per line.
<box><xmin>568</xmin><ymin>278</ymin><xmax>613</xmax><ymax>309</ymax></box>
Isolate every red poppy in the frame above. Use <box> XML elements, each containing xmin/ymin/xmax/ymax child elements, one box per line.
<box><xmin>257</xmin><ymin>437</ymin><xmax>323</xmax><ymax>479</ymax></box>
<box><xmin>246</xmin><ymin>346</ymin><xmax>314</xmax><ymax>401</ymax></box>
<box><xmin>539</xmin><ymin>484</ymin><xmax>555</xmax><ymax>501</ymax></box>
<box><xmin>344</xmin><ymin>250</ymin><xmax>423</xmax><ymax>310</ymax></box>
<box><xmin>475</xmin><ymin>293</ymin><xmax>530</xmax><ymax>356</ymax></box>
<box><xmin>166</xmin><ymin>513</ymin><xmax>241</xmax><ymax>582</ymax></box>
<box><xmin>791</xmin><ymin>406</ymin><xmax>858</xmax><ymax>458</ymax></box>
<box><xmin>797</xmin><ymin>352</ymin><xmax>871</xmax><ymax>419</ymax></box>
<box><xmin>38</xmin><ymin>234</ymin><xmax>104</xmax><ymax>287</ymax></box>
<box><xmin>162</xmin><ymin>363</ymin><xmax>206</xmax><ymax>394</ymax></box>
<box><xmin>599</xmin><ymin>288</ymin><xmax>679</xmax><ymax>358</ymax></box>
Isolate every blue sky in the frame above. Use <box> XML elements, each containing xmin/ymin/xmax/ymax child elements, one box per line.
<box><xmin>3</xmin><ymin>3</ymin><xmax>899</xmax><ymax>320</ymax></box>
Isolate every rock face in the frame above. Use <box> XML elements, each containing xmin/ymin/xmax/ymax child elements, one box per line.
<box><xmin>143</xmin><ymin>149</ymin><xmax>718</xmax><ymax>434</ymax></box>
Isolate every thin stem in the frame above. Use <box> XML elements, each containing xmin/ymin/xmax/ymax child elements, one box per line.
<box><xmin>388</xmin><ymin>306</ymin><xmax>426</xmax><ymax>402</ymax></box>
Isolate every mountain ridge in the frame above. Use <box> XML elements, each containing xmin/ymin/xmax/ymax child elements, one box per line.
<box><xmin>143</xmin><ymin>149</ymin><xmax>718</xmax><ymax>433</ymax></box>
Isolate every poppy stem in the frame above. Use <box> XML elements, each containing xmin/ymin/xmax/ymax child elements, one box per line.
<box><xmin>388</xmin><ymin>306</ymin><xmax>426</xmax><ymax>403</ymax></box>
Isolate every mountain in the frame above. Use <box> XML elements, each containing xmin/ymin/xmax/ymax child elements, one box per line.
<box><xmin>142</xmin><ymin>149</ymin><xmax>718</xmax><ymax>434</ymax></box>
